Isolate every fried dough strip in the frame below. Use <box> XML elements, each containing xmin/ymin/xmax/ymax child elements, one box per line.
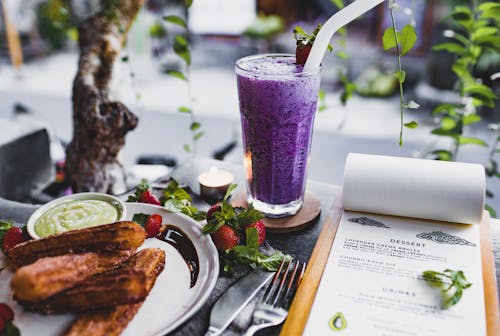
<box><xmin>64</xmin><ymin>304</ymin><xmax>143</xmax><ymax>336</ymax></box>
<box><xmin>11</xmin><ymin>251</ymin><xmax>132</xmax><ymax>302</ymax></box>
<box><xmin>6</xmin><ymin>221</ymin><xmax>145</xmax><ymax>268</ymax></box>
<box><xmin>21</xmin><ymin>248</ymin><xmax>165</xmax><ymax>314</ymax></box>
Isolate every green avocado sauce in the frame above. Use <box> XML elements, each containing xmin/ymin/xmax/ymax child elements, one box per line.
<box><xmin>34</xmin><ymin>199</ymin><xmax>118</xmax><ymax>237</ymax></box>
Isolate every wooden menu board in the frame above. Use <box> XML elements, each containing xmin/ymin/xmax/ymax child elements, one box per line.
<box><xmin>281</xmin><ymin>200</ymin><xmax>500</xmax><ymax>336</ymax></box>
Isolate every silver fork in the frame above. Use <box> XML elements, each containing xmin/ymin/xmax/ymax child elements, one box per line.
<box><xmin>244</xmin><ymin>259</ymin><xmax>306</xmax><ymax>336</ymax></box>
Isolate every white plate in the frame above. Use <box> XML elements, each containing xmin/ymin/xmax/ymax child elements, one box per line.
<box><xmin>0</xmin><ymin>202</ymin><xmax>219</xmax><ymax>336</ymax></box>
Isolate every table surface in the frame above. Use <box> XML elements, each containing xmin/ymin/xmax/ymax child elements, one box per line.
<box><xmin>168</xmin><ymin>156</ymin><xmax>500</xmax><ymax>335</ymax></box>
<box><xmin>0</xmin><ymin>155</ymin><xmax>498</xmax><ymax>336</ymax></box>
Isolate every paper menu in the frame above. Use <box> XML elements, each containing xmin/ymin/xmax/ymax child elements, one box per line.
<box><xmin>343</xmin><ymin>153</ymin><xmax>485</xmax><ymax>224</ymax></box>
<box><xmin>303</xmin><ymin>153</ymin><xmax>487</xmax><ymax>336</ymax></box>
<box><xmin>303</xmin><ymin>211</ymin><xmax>486</xmax><ymax>336</ymax></box>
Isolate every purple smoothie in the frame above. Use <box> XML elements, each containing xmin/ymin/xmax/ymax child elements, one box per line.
<box><xmin>236</xmin><ymin>54</ymin><xmax>321</xmax><ymax>216</ymax></box>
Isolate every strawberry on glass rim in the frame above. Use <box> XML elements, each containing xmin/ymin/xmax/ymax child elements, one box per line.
<box><xmin>293</xmin><ymin>24</ymin><xmax>332</xmax><ymax>65</ymax></box>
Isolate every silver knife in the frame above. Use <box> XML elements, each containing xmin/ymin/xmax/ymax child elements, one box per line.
<box><xmin>205</xmin><ymin>270</ymin><xmax>274</xmax><ymax>336</ymax></box>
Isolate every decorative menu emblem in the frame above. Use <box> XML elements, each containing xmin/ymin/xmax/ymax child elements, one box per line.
<box><xmin>416</xmin><ymin>231</ymin><xmax>476</xmax><ymax>247</ymax></box>
<box><xmin>329</xmin><ymin>312</ymin><xmax>347</xmax><ymax>331</ymax></box>
<box><xmin>348</xmin><ymin>216</ymin><xmax>390</xmax><ymax>228</ymax></box>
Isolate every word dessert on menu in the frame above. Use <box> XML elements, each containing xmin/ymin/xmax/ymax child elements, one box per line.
<box><xmin>304</xmin><ymin>153</ymin><xmax>488</xmax><ymax>336</ymax></box>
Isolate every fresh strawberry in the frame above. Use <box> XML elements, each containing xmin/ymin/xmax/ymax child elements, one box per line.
<box><xmin>246</xmin><ymin>220</ymin><xmax>266</xmax><ymax>245</ymax></box>
<box><xmin>210</xmin><ymin>225</ymin><xmax>240</xmax><ymax>251</ymax></box>
<box><xmin>296</xmin><ymin>44</ymin><xmax>312</xmax><ymax>65</ymax></box>
<box><xmin>0</xmin><ymin>303</ymin><xmax>14</xmax><ymax>322</ymax></box>
<box><xmin>206</xmin><ymin>203</ymin><xmax>221</xmax><ymax>221</ymax></box>
<box><xmin>145</xmin><ymin>214</ymin><xmax>162</xmax><ymax>238</ymax></box>
<box><xmin>0</xmin><ymin>318</ymin><xmax>5</xmax><ymax>333</ymax></box>
<box><xmin>2</xmin><ymin>227</ymin><xmax>27</xmax><ymax>252</ymax></box>
<box><xmin>138</xmin><ymin>190</ymin><xmax>161</xmax><ymax>206</ymax></box>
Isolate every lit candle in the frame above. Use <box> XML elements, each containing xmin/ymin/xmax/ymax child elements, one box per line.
<box><xmin>198</xmin><ymin>166</ymin><xmax>234</xmax><ymax>202</ymax></box>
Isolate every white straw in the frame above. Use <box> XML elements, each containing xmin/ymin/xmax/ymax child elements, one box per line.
<box><xmin>303</xmin><ymin>0</ymin><xmax>385</xmax><ymax>72</ymax></box>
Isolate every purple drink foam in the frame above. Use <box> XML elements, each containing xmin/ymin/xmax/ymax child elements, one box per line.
<box><xmin>236</xmin><ymin>55</ymin><xmax>321</xmax><ymax>207</ymax></box>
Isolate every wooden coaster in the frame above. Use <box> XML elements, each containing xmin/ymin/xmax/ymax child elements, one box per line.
<box><xmin>231</xmin><ymin>191</ymin><xmax>322</xmax><ymax>233</ymax></box>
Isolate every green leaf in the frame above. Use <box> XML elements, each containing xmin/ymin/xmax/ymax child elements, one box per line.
<box><xmin>478</xmin><ymin>3</ymin><xmax>500</xmax><ymax>19</ymax></box>
<box><xmin>132</xmin><ymin>213</ymin><xmax>149</xmax><ymax>227</ymax></box>
<box><xmin>485</xmin><ymin>204</ymin><xmax>497</xmax><ymax>218</ymax></box>
<box><xmin>173</xmin><ymin>35</ymin><xmax>191</xmax><ymax>65</ymax></box>
<box><xmin>163</xmin><ymin>15</ymin><xmax>187</xmax><ymax>28</ymax></box>
<box><xmin>194</xmin><ymin>131</ymin><xmax>205</xmax><ymax>141</ymax></box>
<box><xmin>164</xmin><ymin>198</ymin><xmax>188</xmax><ymax>213</ymax></box>
<box><xmin>330</xmin><ymin>0</ymin><xmax>344</xmax><ymax>9</ymax></box>
<box><xmin>475</xmin><ymin>35</ymin><xmax>500</xmax><ymax>51</ymax></box>
<box><xmin>0</xmin><ymin>220</ymin><xmax>13</xmax><ymax>242</ymax></box>
<box><xmin>190</xmin><ymin>122</ymin><xmax>201</xmax><ymax>131</ymax></box>
<box><xmin>441</xmin><ymin>116</ymin><xmax>458</xmax><ymax>131</ymax></box>
<box><xmin>336</xmin><ymin>51</ymin><xmax>348</xmax><ymax>60</ymax></box>
<box><xmin>472</xmin><ymin>27</ymin><xmax>498</xmax><ymax>40</ymax></box>
<box><xmin>431</xmin><ymin>149</ymin><xmax>453</xmax><ymax>161</ymax></box>
<box><xmin>432</xmin><ymin>104</ymin><xmax>457</xmax><ymax>116</ymax></box>
<box><xmin>400</xmin><ymin>24</ymin><xmax>417</xmax><ymax>55</ymax></box>
<box><xmin>178</xmin><ymin>106</ymin><xmax>192</xmax><ymax>113</ymax></box>
<box><xmin>121</xmin><ymin>55</ymin><xmax>129</xmax><ymax>62</ymax></box>
<box><xmin>431</xmin><ymin>128</ymin><xmax>459</xmax><ymax>138</ymax></box>
<box><xmin>382</xmin><ymin>27</ymin><xmax>400</xmax><ymax>51</ymax></box>
<box><xmin>451</xmin><ymin>6</ymin><xmax>472</xmax><ymax>21</ymax></box>
<box><xmin>202</xmin><ymin>218</ymin><xmax>225</xmax><ymax>235</ymax></box>
<box><xmin>423</xmin><ymin>269</ymin><xmax>471</xmax><ymax>309</ymax></box>
<box><xmin>463</xmin><ymin>114</ymin><xmax>481</xmax><ymax>125</ymax></box>
<box><xmin>3</xmin><ymin>321</ymin><xmax>20</xmax><ymax>336</ymax></box>
<box><xmin>404</xmin><ymin>121</ymin><xmax>418</xmax><ymax>129</ymax></box>
<box><xmin>184</xmin><ymin>0</ymin><xmax>193</xmax><ymax>8</ymax></box>
<box><xmin>183</xmin><ymin>144</ymin><xmax>191</xmax><ymax>152</ymax></box>
<box><xmin>223</xmin><ymin>184</ymin><xmax>238</xmax><ymax>202</ymax></box>
<box><xmin>458</xmin><ymin>137</ymin><xmax>488</xmax><ymax>147</ymax></box>
<box><xmin>394</xmin><ymin>70</ymin><xmax>406</xmax><ymax>83</ymax></box>
<box><xmin>463</xmin><ymin>83</ymin><xmax>496</xmax><ymax>102</ymax></box>
<box><xmin>165</xmin><ymin>70</ymin><xmax>187</xmax><ymax>81</ymax></box>
<box><xmin>423</xmin><ymin>270</ymin><xmax>450</xmax><ymax>287</ymax></box>
<box><xmin>246</xmin><ymin>227</ymin><xmax>259</xmax><ymax>249</ymax></box>
<box><xmin>236</xmin><ymin>203</ymin><xmax>264</xmax><ymax>227</ymax></box>
<box><xmin>433</xmin><ymin>42</ymin><xmax>466</xmax><ymax>55</ymax></box>
<box><xmin>318</xmin><ymin>89</ymin><xmax>326</xmax><ymax>100</ymax></box>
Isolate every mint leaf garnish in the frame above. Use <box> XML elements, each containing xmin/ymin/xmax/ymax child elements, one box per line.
<box><xmin>162</xmin><ymin>180</ymin><xmax>206</xmax><ymax>221</ymax></box>
<box><xmin>132</xmin><ymin>213</ymin><xmax>149</xmax><ymax>227</ymax></box>
<box><xmin>422</xmin><ymin>269</ymin><xmax>472</xmax><ymax>309</ymax></box>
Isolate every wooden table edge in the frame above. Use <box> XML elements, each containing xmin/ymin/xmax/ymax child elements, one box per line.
<box><xmin>280</xmin><ymin>192</ymin><xmax>343</xmax><ymax>336</ymax></box>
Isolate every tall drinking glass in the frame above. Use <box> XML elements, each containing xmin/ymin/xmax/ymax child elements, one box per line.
<box><xmin>235</xmin><ymin>54</ymin><xmax>321</xmax><ymax>217</ymax></box>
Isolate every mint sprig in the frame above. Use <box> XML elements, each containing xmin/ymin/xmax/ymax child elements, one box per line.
<box><xmin>126</xmin><ymin>179</ymin><xmax>150</xmax><ymax>202</ymax></box>
<box><xmin>223</xmin><ymin>227</ymin><xmax>290</xmax><ymax>273</ymax></box>
<box><xmin>2</xmin><ymin>321</ymin><xmax>20</xmax><ymax>336</ymax></box>
<box><xmin>202</xmin><ymin>203</ymin><xmax>263</xmax><ymax>235</ymax></box>
<box><xmin>128</xmin><ymin>179</ymin><xmax>206</xmax><ymax>221</ymax></box>
<box><xmin>422</xmin><ymin>269</ymin><xmax>472</xmax><ymax>309</ymax></box>
<box><xmin>0</xmin><ymin>220</ymin><xmax>13</xmax><ymax>247</ymax></box>
<box><xmin>162</xmin><ymin>180</ymin><xmax>206</xmax><ymax>221</ymax></box>
<box><xmin>293</xmin><ymin>24</ymin><xmax>333</xmax><ymax>52</ymax></box>
<box><xmin>131</xmin><ymin>213</ymin><xmax>149</xmax><ymax>226</ymax></box>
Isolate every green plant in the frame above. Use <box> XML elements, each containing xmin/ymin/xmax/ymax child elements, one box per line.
<box><xmin>163</xmin><ymin>1</ymin><xmax>204</xmax><ymax>153</ymax></box>
<box><xmin>331</xmin><ymin>0</ymin><xmax>357</xmax><ymax>106</ymax></box>
<box><xmin>426</xmin><ymin>1</ymin><xmax>499</xmax><ymax>215</ymax></box>
<box><xmin>382</xmin><ymin>0</ymin><xmax>419</xmax><ymax>145</ymax></box>
<box><xmin>37</xmin><ymin>0</ymin><xmax>75</xmax><ymax>49</ymax></box>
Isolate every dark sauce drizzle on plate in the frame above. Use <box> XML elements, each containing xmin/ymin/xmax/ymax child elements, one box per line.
<box><xmin>157</xmin><ymin>225</ymin><xmax>199</xmax><ymax>288</ymax></box>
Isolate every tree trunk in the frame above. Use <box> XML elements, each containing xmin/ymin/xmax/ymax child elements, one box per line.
<box><xmin>66</xmin><ymin>0</ymin><xmax>145</xmax><ymax>194</ymax></box>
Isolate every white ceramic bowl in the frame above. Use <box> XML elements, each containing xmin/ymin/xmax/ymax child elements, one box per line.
<box><xmin>27</xmin><ymin>192</ymin><xmax>127</xmax><ymax>239</ymax></box>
